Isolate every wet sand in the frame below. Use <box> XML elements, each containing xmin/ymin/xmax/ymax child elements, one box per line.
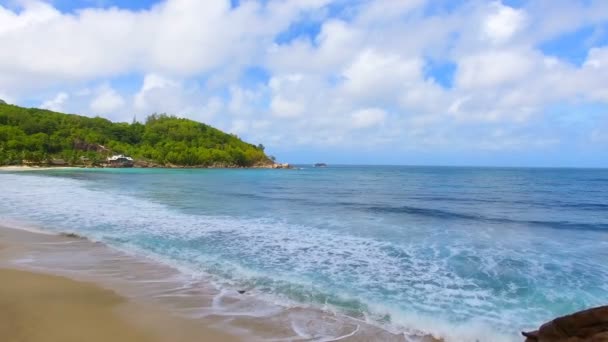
<box><xmin>0</xmin><ymin>166</ymin><xmax>75</xmax><ymax>172</ymax></box>
<box><xmin>0</xmin><ymin>268</ymin><xmax>156</xmax><ymax>342</ymax></box>
<box><xmin>0</xmin><ymin>224</ymin><xmax>430</xmax><ymax>342</ymax></box>
<box><xmin>0</xmin><ymin>235</ymin><xmax>239</xmax><ymax>342</ymax></box>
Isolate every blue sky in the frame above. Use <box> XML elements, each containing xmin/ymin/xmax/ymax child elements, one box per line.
<box><xmin>0</xmin><ymin>0</ymin><xmax>607</xmax><ymax>167</ymax></box>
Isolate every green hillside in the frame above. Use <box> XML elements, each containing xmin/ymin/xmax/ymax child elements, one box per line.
<box><xmin>0</xmin><ymin>102</ymin><xmax>272</xmax><ymax>167</ymax></box>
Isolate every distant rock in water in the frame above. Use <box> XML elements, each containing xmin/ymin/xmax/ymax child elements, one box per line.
<box><xmin>522</xmin><ymin>305</ymin><xmax>608</xmax><ymax>341</ymax></box>
<box><xmin>314</xmin><ymin>163</ymin><xmax>327</xmax><ymax>167</ymax></box>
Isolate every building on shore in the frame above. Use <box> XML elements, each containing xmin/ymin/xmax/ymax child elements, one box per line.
<box><xmin>106</xmin><ymin>155</ymin><xmax>134</xmax><ymax>167</ymax></box>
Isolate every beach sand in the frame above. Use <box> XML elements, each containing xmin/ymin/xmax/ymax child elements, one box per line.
<box><xmin>0</xmin><ymin>225</ymin><xmax>422</xmax><ymax>342</ymax></box>
<box><xmin>0</xmin><ymin>267</ymin><xmax>240</xmax><ymax>342</ymax></box>
<box><xmin>0</xmin><ymin>166</ymin><xmax>76</xmax><ymax>172</ymax></box>
<box><xmin>0</xmin><ymin>229</ymin><xmax>240</xmax><ymax>342</ymax></box>
<box><xmin>0</xmin><ymin>268</ymin><xmax>150</xmax><ymax>342</ymax></box>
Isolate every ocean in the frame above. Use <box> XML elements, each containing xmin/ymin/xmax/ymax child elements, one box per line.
<box><xmin>1</xmin><ymin>166</ymin><xmax>607</xmax><ymax>341</ymax></box>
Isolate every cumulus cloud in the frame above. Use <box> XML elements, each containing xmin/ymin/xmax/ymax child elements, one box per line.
<box><xmin>90</xmin><ymin>85</ymin><xmax>125</xmax><ymax>115</ymax></box>
<box><xmin>0</xmin><ymin>0</ymin><xmax>330</xmax><ymax>91</ymax></box>
<box><xmin>134</xmin><ymin>74</ymin><xmax>181</xmax><ymax>111</ymax></box>
<box><xmin>455</xmin><ymin>49</ymin><xmax>536</xmax><ymax>89</ymax></box>
<box><xmin>351</xmin><ymin>108</ymin><xmax>386</xmax><ymax>129</ymax></box>
<box><xmin>1</xmin><ymin>0</ymin><xmax>608</xmax><ymax>163</ymax></box>
<box><xmin>269</xmin><ymin>74</ymin><xmax>314</xmax><ymax>118</ymax></box>
<box><xmin>482</xmin><ymin>2</ymin><xmax>527</xmax><ymax>44</ymax></box>
<box><xmin>40</xmin><ymin>92</ymin><xmax>69</xmax><ymax>112</ymax></box>
<box><xmin>342</xmin><ymin>49</ymin><xmax>422</xmax><ymax>100</ymax></box>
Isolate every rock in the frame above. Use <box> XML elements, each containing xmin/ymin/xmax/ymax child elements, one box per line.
<box><xmin>59</xmin><ymin>232</ymin><xmax>86</xmax><ymax>240</ymax></box>
<box><xmin>522</xmin><ymin>305</ymin><xmax>608</xmax><ymax>341</ymax></box>
<box><xmin>133</xmin><ymin>160</ymin><xmax>161</xmax><ymax>168</ymax></box>
<box><xmin>0</xmin><ymin>99</ymin><xmax>6</xmax><ymax>105</ymax></box>
<box><xmin>271</xmin><ymin>163</ymin><xmax>293</xmax><ymax>169</ymax></box>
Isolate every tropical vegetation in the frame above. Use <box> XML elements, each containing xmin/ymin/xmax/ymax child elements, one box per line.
<box><xmin>0</xmin><ymin>102</ymin><xmax>272</xmax><ymax>167</ymax></box>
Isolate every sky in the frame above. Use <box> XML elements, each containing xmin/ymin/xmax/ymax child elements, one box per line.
<box><xmin>0</xmin><ymin>0</ymin><xmax>607</xmax><ymax>167</ymax></box>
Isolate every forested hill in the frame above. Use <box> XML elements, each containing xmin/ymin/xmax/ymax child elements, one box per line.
<box><xmin>0</xmin><ymin>102</ymin><xmax>273</xmax><ymax>167</ymax></box>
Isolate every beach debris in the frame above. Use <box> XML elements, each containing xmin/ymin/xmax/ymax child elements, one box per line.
<box><xmin>59</xmin><ymin>232</ymin><xmax>86</xmax><ymax>239</ymax></box>
<box><xmin>522</xmin><ymin>305</ymin><xmax>608</xmax><ymax>341</ymax></box>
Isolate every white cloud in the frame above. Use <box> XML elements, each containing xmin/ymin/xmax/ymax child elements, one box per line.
<box><xmin>342</xmin><ymin>49</ymin><xmax>422</xmax><ymax>100</ymax></box>
<box><xmin>351</xmin><ymin>108</ymin><xmax>386</xmax><ymax>129</ymax></box>
<box><xmin>521</xmin><ymin>0</ymin><xmax>608</xmax><ymax>43</ymax></box>
<box><xmin>0</xmin><ymin>91</ymin><xmax>14</xmax><ymax>105</ymax></box>
<box><xmin>229</xmin><ymin>119</ymin><xmax>250</xmax><ymax>135</ymax></box>
<box><xmin>482</xmin><ymin>2</ymin><xmax>527</xmax><ymax>44</ymax></box>
<box><xmin>270</xmin><ymin>96</ymin><xmax>305</xmax><ymax>118</ymax></box>
<box><xmin>0</xmin><ymin>0</ymin><xmax>330</xmax><ymax>92</ymax></box>
<box><xmin>267</xmin><ymin>19</ymin><xmax>362</xmax><ymax>75</ymax></box>
<box><xmin>40</xmin><ymin>92</ymin><xmax>69</xmax><ymax>112</ymax></box>
<box><xmin>2</xmin><ymin>0</ymin><xmax>608</xmax><ymax>159</ymax></box>
<box><xmin>228</xmin><ymin>86</ymin><xmax>265</xmax><ymax>116</ymax></box>
<box><xmin>269</xmin><ymin>74</ymin><xmax>309</xmax><ymax>118</ymax></box>
<box><xmin>456</xmin><ymin>49</ymin><xmax>536</xmax><ymax>89</ymax></box>
<box><xmin>355</xmin><ymin>0</ymin><xmax>427</xmax><ymax>25</ymax></box>
<box><xmin>0</xmin><ymin>1</ymin><xmax>60</xmax><ymax>35</ymax></box>
<box><xmin>196</xmin><ymin>96</ymin><xmax>224</xmax><ymax>123</ymax></box>
<box><xmin>584</xmin><ymin>47</ymin><xmax>608</xmax><ymax>69</ymax></box>
<box><xmin>134</xmin><ymin>74</ymin><xmax>180</xmax><ymax>111</ymax></box>
<box><xmin>90</xmin><ymin>85</ymin><xmax>125</xmax><ymax>114</ymax></box>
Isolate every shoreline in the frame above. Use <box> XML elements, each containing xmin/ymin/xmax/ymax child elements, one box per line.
<box><xmin>0</xmin><ymin>164</ymin><xmax>294</xmax><ymax>171</ymax></box>
<box><xmin>0</xmin><ymin>225</ymin><xmax>241</xmax><ymax>342</ymax></box>
<box><xmin>0</xmin><ymin>223</ymin><xmax>431</xmax><ymax>342</ymax></box>
<box><xmin>0</xmin><ymin>165</ymin><xmax>78</xmax><ymax>171</ymax></box>
<box><xmin>0</xmin><ymin>268</ymin><xmax>238</xmax><ymax>342</ymax></box>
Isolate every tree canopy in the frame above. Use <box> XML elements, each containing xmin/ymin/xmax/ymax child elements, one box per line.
<box><xmin>0</xmin><ymin>103</ymin><xmax>271</xmax><ymax>167</ymax></box>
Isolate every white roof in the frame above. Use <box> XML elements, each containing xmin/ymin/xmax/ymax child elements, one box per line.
<box><xmin>107</xmin><ymin>154</ymin><xmax>133</xmax><ymax>161</ymax></box>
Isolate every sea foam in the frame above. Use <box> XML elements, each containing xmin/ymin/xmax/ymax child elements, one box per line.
<box><xmin>1</xmin><ymin>171</ymin><xmax>607</xmax><ymax>342</ymax></box>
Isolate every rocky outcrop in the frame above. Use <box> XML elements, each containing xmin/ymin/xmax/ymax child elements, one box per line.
<box><xmin>133</xmin><ymin>160</ymin><xmax>162</xmax><ymax>168</ymax></box>
<box><xmin>271</xmin><ymin>163</ymin><xmax>293</xmax><ymax>169</ymax></box>
<box><xmin>523</xmin><ymin>305</ymin><xmax>608</xmax><ymax>341</ymax></box>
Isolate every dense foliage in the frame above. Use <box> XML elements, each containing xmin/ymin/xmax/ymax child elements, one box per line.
<box><xmin>0</xmin><ymin>103</ymin><xmax>271</xmax><ymax>167</ymax></box>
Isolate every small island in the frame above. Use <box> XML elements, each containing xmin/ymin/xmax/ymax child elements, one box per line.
<box><xmin>0</xmin><ymin>102</ymin><xmax>286</xmax><ymax>169</ymax></box>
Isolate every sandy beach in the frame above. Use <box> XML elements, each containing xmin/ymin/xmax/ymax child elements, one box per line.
<box><xmin>0</xmin><ymin>230</ymin><xmax>239</xmax><ymax>342</ymax></box>
<box><xmin>0</xmin><ymin>223</ymin><xmax>407</xmax><ymax>342</ymax></box>
<box><xmin>0</xmin><ymin>268</ymin><xmax>155</xmax><ymax>342</ymax></box>
<box><xmin>0</xmin><ymin>166</ymin><xmax>76</xmax><ymax>172</ymax></box>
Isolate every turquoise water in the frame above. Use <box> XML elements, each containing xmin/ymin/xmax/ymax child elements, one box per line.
<box><xmin>1</xmin><ymin>166</ymin><xmax>607</xmax><ymax>341</ymax></box>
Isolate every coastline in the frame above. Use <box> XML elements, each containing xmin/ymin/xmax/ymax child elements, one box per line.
<box><xmin>0</xmin><ymin>163</ymin><xmax>294</xmax><ymax>171</ymax></box>
<box><xmin>0</xmin><ymin>226</ymin><xmax>240</xmax><ymax>342</ymax></box>
<box><xmin>0</xmin><ymin>223</ymin><xmax>430</xmax><ymax>342</ymax></box>
<box><xmin>0</xmin><ymin>165</ymin><xmax>77</xmax><ymax>171</ymax></box>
